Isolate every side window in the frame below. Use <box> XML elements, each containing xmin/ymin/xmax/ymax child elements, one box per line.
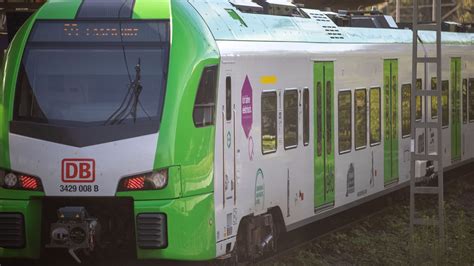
<box><xmin>262</xmin><ymin>92</ymin><xmax>277</xmax><ymax>154</ymax></box>
<box><xmin>470</xmin><ymin>79</ymin><xmax>474</xmax><ymax>123</ymax></box>
<box><xmin>226</xmin><ymin>77</ymin><xmax>232</xmax><ymax>121</ymax></box>
<box><xmin>401</xmin><ymin>84</ymin><xmax>411</xmax><ymax>137</ymax></box>
<box><xmin>370</xmin><ymin>87</ymin><xmax>381</xmax><ymax>146</ymax></box>
<box><xmin>338</xmin><ymin>91</ymin><xmax>352</xmax><ymax>154</ymax></box>
<box><xmin>284</xmin><ymin>90</ymin><xmax>298</xmax><ymax>149</ymax></box>
<box><xmin>303</xmin><ymin>88</ymin><xmax>310</xmax><ymax>146</ymax></box>
<box><xmin>193</xmin><ymin>65</ymin><xmax>218</xmax><ymax>127</ymax></box>
<box><xmin>462</xmin><ymin>79</ymin><xmax>467</xmax><ymax>124</ymax></box>
<box><xmin>416</xmin><ymin>79</ymin><xmax>422</xmax><ymax>121</ymax></box>
<box><xmin>354</xmin><ymin>89</ymin><xmax>367</xmax><ymax>150</ymax></box>
<box><xmin>442</xmin><ymin>80</ymin><xmax>449</xmax><ymax>127</ymax></box>
<box><xmin>431</xmin><ymin>77</ymin><xmax>438</xmax><ymax>119</ymax></box>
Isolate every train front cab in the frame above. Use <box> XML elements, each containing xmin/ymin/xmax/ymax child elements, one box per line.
<box><xmin>0</xmin><ymin>0</ymin><xmax>220</xmax><ymax>262</ymax></box>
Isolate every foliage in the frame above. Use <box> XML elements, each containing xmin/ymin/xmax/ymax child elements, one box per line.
<box><xmin>262</xmin><ymin>176</ymin><xmax>474</xmax><ymax>265</ymax></box>
<box><xmin>374</xmin><ymin>0</ymin><xmax>473</xmax><ymax>23</ymax></box>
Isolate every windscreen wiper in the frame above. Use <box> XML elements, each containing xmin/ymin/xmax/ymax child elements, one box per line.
<box><xmin>117</xmin><ymin>58</ymin><xmax>144</xmax><ymax>124</ymax></box>
<box><xmin>104</xmin><ymin>58</ymin><xmax>144</xmax><ymax>125</ymax></box>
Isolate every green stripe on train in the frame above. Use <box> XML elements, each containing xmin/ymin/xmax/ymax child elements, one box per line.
<box><xmin>314</xmin><ymin>62</ymin><xmax>335</xmax><ymax>209</ymax></box>
<box><xmin>0</xmin><ymin>13</ymin><xmax>39</xmax><ymax>171</ymax></box>
<box><xmin>133</xmin><ymin>0</ymin><xmax>171</xmax><ymax>19</ymax></box>
<box><xmin>148</xmin><ymin>0</ymin><xmax>219</xmax><ymax>259</ymax></box>
<box><xmin>0</xmin><ymin>0</ymin><xmax>218</xmax><ymax>259</ymax></box>
<box><xmin>152</xmin><ymin>0</ymin><xmax>219</xmax><ymax>199</ymax></box>
<box><xmin>35</xmin><ymin>0</ymin><xmax>82</xmax><ymax>20</ymax></box>
<box><xmin>383</xmin><ymin>59</ymin><xmax>399</xmax><ymax>185</ymax></box>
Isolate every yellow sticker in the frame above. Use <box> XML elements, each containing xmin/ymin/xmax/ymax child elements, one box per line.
<box><xmin>260</xmin><ymin>76</ymin><xmax>277</xmax><ymax>85</ymax></box>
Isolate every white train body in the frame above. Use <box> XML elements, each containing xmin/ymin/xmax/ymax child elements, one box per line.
<box><xmin>203</xmin><ymin>5</ymin><xmax>474</xmax><ymax>256</ymax></box>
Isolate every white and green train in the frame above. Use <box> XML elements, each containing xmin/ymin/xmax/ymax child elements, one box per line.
<box><xmin>0</xmin><ymin>0</ymin><xmax>473</xmax><ymax>263</ymax></box>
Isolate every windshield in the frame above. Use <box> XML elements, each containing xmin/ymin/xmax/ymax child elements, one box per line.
<box><xmin>14</xmin><ymin>20</ymin><xmax>170</xmax><ymax>127</ymax></box>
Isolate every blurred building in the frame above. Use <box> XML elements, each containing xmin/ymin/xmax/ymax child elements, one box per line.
<box><xmin>0</xmin><ymin>0</ymin><xmax>45</xmax><ymax>61</ymax></box>
<box><xmin>297</xmin><ymin>0</ymin><xmax>385</xmax><ymax>10</ymax></box>
<box><xmin>296</xmin><ymin>0</ymin><xmax>472</xmax><ymax>24</ymax></box>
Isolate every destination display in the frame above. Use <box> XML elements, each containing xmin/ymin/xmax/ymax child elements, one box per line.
<box><xmin>28</xmin><ymin>20</ymin><xmax>169</xmax><ymax>43</ymax></box>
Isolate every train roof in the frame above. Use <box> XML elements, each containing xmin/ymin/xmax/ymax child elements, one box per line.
<box><xmin>34</xmin><ymin>0</ymin><xmax>474</xmax><ymax>45</ymax></box>
<box><xmin>190</xmin><ymin>0</ymin><xmax>474</xmax><ymax>45</ymax></box>
<box><xmin>35</xmin><ymin>0</ymin><xmax>170</xmax><ymax>20</ymax></box>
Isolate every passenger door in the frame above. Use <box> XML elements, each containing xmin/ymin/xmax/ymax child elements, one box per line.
<box><xmin>222</xmin><ymin>72</ymin><xmax>236</xmax><ymax>238</ymax></box>
<box><xmin>383</xmin><ymin>59</ymin><xmax>399</xmax><ymax>186</ymax></box>
<box><xmin>314</xmin><ymin>61</ymin><xmax>335</xmax><ymax>211</ymax></box>
<box><xmin>451</xmin><ymin>58</ymin><xmax>462</xmax><ymax>162</ymax></box>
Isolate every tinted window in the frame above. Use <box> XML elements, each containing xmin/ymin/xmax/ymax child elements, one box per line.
<box><xmin>462</xmin><ymin>79</ymin><xmax>467</xmax><ymax>124</ymax></box>
<box><xmin>401</xmin><ymin>84</ymin><xmax>411</xmax><ymax>137</ymax></box>
<box><xmin>416</xmin><ymin>79</ymin><xmax>422</xmax><ymax>121</ymax></box>
<box><xmin>442</xmin><ymin>80</ymin><xmax>449</xmax><ymax>127</ymax></box>
<box><xmin>326</xmin><ymin>81</ymin><xmax>332</xmax><ymax>155</ymax></box>
<box><xmin>193</xmin><ymin>65</ymin><xmax>218</xmax><ymax>127</ymax></box>
<box><xmin>262</xmin><ymin>92</ymin><xmax>277</xmax><ymax>154</ymax></box>
<box><xmin>470</xmin><ymin>79</ymin><xmax>474</xmax><ymax>122</ymax></box>
<box><xmin>431</xmin><ymin>77</ymin><xmax>438</xmax><ymax>119</ymax></box>
<box><xmin>338</xmin><ymin>91</ymin><xmax>351</xmax><ymax>153</ymax></box>
<box><xmin>316</xmin><ymin>82</ymin><xmax>322</xmax><ymax>156</ymax></box>
<box><xmin>370</xmin><ymin>87</ymin><xmax>381</xmax><ymax>145</ymax></box>
<box><xmin>284</xmin><ymin>90</ymin><xmax>298</xmax><ymax>149</ymax></box>
<box><xmin>15</xmin><ymin>21</ymin><xmax>170</xmax><ymax>127</ymax></box>
<box><xmin>226</xmin><ymin>77</ymin><xmax>232</xmax><ymax>121</ymax></box>
<box><xmin>303</xmin><ymin>88</ymin><xmax>310</xmax><ymax>146</ymax></box>
<box><xmin>355</xmin><ymin>89</ymin><xmax>367</xmax><ymax>150</ymax></box>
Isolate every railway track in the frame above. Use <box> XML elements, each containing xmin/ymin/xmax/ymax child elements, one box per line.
<box><xmin>257</xmin><ymin>162</ymin><xmax>474</xmax><ymax>265</ymax></box>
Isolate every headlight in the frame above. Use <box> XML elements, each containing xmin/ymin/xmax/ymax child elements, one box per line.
<box><xmin>4</xmin><ymin>173</ymin><xmax>18</xmax><ymax>188</ymax></box>
<box><xmin>118</xmin><ymin>169</ymin><xmax>168</xmax><ymax>191</ymax></box>
<box><xmin>0</xmin><ymin>169</ymin><xmax>43</xmax><ymax>191</ymax></box>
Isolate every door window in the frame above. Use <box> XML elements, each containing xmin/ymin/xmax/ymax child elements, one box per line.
<box><xmin>442</xmin><ymin>80</ymin><xmax>449</xmax><ymax>127</ymax></box>
<box><xmin>470</xmin><ymin>79</ymin><xmax>474</xmax><ymax>122</ymax></box>
<box><xmin>316</xmin><ymin>82</ymin><xmax>322</xmax><ymax>156</ymax></box>
<box><xmin>431</xmin><ymin>77</ymin><xmax>438</xmax><ymax>119</ymax></box>
<box><xmin>462</xmin><ymin>79</ymin><xmax>467</xmax><ymax>124</ymax></box>
<box><xmin>416</xmin><ymin>79</ymin><xmax>422</xmax><ymax>121</ymax></box>
<box><xmin>225</xmin><ymin>77</ymin><xmax>232</xmax><ymax>121</ymax></box>
<box><xmin>303</xmin><ymin>88</ymin><xmax>310</xmax><ymax>146</ymax></box>
<box><xmin>326</xmin><ymin>81</ymin><xmax>333</xmax><ymax>155</ymax></box>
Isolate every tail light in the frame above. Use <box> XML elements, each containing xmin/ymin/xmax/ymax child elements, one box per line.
<box><xmin>124</xmin><ymin>176</ymin><xmax>145</xmax><ymax>190</ymax></box>
<box><xmin>0</xmin><ymin>170</ymin><xmax>43</xmax><ymax>191</ymax></box>
<box><xmin>118</xmin><ymin>169</ymin><xmax>168</xmax><ymax>192</ymax></box>
<box><xmin>19</xmin><ymin>175</ymin><xmax>40</xmax><ymax>190</ymax></box>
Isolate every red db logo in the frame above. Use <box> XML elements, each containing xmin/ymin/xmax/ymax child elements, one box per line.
<box><xmin>61</xmin><ymin>159</ymin><xmax>95</xmax><ymax>183</ymax></box>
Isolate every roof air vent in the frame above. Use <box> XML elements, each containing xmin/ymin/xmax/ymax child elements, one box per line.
<box><xmin>253</xmin><ymin>0</ymin><xmax>302</xmax><ymax>17</ymax></box>
<box><xmin>229</xmin><ymin>0</ymin><xmax>263</xmax><ymax>13</ymax></box>
<box><xmin>302</xmin><ymin>9</ymin><xmax>345</xmax><ymax>40</ymax></box>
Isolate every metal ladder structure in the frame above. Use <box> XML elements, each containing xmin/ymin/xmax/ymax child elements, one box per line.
<box><xmin>410</xmin><ymin>0</ymin><xmax>445</xmax><ymax>257</ymax></box>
